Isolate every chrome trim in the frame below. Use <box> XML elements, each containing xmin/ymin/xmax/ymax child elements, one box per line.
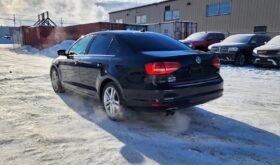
<box><xmin>267</xmin><ymin>59</ymin><xmax>277</xmax><ymax>66</ymax></box>
<box><xmin>70</xmin><ymin>54</ymin><xmax>116</xmax><ymax>57</ymax></box>
<box><xmin>172</xmin><ymin>76</ymin><xmax>221</xmax><ymax>88</ymax></box>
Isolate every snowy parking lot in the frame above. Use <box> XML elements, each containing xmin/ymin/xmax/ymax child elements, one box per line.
<box><xmin>0</xmin><ymin>47</ymin><xmax>279</xmax><ymax>164</ymax></box>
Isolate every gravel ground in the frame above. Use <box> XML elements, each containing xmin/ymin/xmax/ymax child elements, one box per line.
<box><xmin>0</xmin><ymin>47</ymin><xmax>279</xmax><ymax>165</ymax></box>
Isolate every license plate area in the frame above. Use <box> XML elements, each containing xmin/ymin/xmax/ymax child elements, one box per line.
<box><xmin>188</xmin><ymin>65</ymin><xmax>205</xmax><ymax>79</ymax></box>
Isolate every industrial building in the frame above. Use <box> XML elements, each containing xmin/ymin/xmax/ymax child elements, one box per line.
<box><xmin>109</xmin><ymin>0</ymin><xmax>280</xmax><ymax>38</ymax></box>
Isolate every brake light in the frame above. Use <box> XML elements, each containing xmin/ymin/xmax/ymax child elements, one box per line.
<box><xmin>145</xmin><ymin>62</ymin><xmax>181</xmax><ymax>75</ymax></box>
<box><xmin>212</xmin><ymin>57</ymin><xmax>221</xmax><ymax>71</ymax></box>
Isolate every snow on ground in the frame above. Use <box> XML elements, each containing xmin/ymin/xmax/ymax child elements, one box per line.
<box><xmin>15</xmin><ymin>40</ymin><xmax>75</xmax><ymax>58</ymax></box>
<box><xmin>0</xmin><ymin>46</ymin><xmax>280</xmax><ymax>164</ymax></box>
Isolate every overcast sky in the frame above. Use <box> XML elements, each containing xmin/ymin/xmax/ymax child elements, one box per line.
<box><xmin>0</xmin><ymin>0</ymin><xmax>163</xmax><ymax>26</ymax></box>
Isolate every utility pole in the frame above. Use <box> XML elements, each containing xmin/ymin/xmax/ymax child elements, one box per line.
<box><xmin>13</xmin><ymin>14</ymin><xmax>15</xmax><ymax>27</ymax></box>
<box><xmin>13</xmin><ymin>14</ymin><xmax>16</xmax><ymax>50</ymax></box>
<box><xmin>60</xmin><ymin>18</ymin><xmax>63</xmax><ymax>27</ymax></box>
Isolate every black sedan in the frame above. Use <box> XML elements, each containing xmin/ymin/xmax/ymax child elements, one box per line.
<box><xmin>50</xmin><ymin>31</ymin><xmax>223</xmax><ymax>121</ymax></box>
<box><xmin>209</xmin><ymin>34</ymin><xmax>270</xmax><ymax>66</ymax></box>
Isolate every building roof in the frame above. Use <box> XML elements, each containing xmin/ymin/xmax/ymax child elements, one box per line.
<box><xmin>109</xmin><ymin>0</ymin><xmax>175</xmax><ymax>14</ymax></box>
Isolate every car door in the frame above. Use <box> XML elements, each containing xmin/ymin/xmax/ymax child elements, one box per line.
<box><xmin>59</xmin><ymin>35</ymin><xmax>93</xmax><ymax>89</ymax></box>
<box><xmin>77</xmin><ymin>34</ymin><xmax>114</xmax><ymax>95</ymax></box>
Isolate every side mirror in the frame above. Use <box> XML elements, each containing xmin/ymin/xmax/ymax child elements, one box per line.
<box><xmin>57</xmin><ymin>49</ymin><xmax>67</xmax><ymax>56</ymax></box>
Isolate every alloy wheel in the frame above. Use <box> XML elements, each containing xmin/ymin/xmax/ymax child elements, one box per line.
<box><xmin>51</xmin><ymin>69</ymin><xmax>59</xmax><ymax>91</ymax></box>
<box><xmin>103</xmin><ymin>86</ymin><xmax>122</xmax><ymax>119</ymax></box>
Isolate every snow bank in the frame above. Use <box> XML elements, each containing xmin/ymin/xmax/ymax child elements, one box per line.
<box><xmin>17</xmin><ymin>40</ymin><xmax>75</xmax><ymax>58</ymax></box>
<box><xmin>0</xmin><ymin>38</ymin><xmax>14</xmax><ymax>44</ymax></box>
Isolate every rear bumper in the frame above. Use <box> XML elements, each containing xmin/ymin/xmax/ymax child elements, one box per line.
<box><xmin>253</xmin><ymin>56</ymin><xmax>280</xmax><ymax>67</ymax></box>
<box><xmin>123</xmin><ymin>76</ymin><xmax>223</xmax><ymax>111</ymax></box>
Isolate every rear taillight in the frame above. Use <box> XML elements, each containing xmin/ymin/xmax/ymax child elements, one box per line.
<box><xmin>145</xmin><ymin>62</ymin><xmax>181</xmax><ymax>75</ymax></box>
<box><xmin>212</xmin><ymin>57</ymin><xmax>221</xmax><ymax>71</ymax></box>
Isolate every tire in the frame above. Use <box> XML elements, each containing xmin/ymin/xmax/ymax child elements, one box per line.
<box><xmin>102</xmin><ymin>82</ymin><xmax>126</xmax><ymax>121</ymax></box>
<box><xmin>234</xmin><ymin>53</ymin><xmax>246</xmax><ymax>66</ymax></box>
<box><xmin>50</xmin><ymin>68</ymin><xmax>64</xmax><ymax>93</ymax></box>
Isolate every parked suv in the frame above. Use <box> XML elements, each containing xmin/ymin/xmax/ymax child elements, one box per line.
<box><xmin>50</xmin><ymin>31</ymin><xmax>223</xmax><ymax>121</ymax></box>
<box><xmin>253</xmin><ymin>35</ymin><xmax>280</xmax><ymax>67</ymax></box>
<box><xmin>209</xmin><ymin>34</ymin><xmax>270</xmax><ymax>66</ymax></box>
<box><xmin>180</xmin><ymin>32</ymin><xmax>225</xmax><ymax>51</ymax></box>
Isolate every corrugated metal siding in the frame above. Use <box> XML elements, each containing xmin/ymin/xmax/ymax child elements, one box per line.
<box><xmin>109</xmin><ymin>0</ymin><xmax>280</xmax><ymax>37</ymax></box>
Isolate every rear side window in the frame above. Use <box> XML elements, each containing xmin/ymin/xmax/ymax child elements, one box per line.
<box><xmin>117</xmin><ymin>33</ymin><xmax>190</xmax><ymax>52</ymax></box>
<box><xmin>107</xmin><ymin>38</ymin><xmax>121</xmax><ymax>55</ymax></box>
<box><xmin>216</xmin><ymin>33</ymin><xmax>225</xmax><ymax>40</ymax></box>
<box><xmin>255</xmin><ymin>36</ymin><xmax>270</xmax><ymax>44</ymax></box>
<box><xmin>260</xmin><ymin>36</ymin><xmax>270</xmax><ymax>43</ymax></box>
<box><xmin>207</xmin><ymin>33</ymin><xmax>216</xmax><ymax>40</ymax></box>
<box><xmin>88</xmin><ymin>35</ymin><xmax>113</xmax><ymax>54</ymax></box>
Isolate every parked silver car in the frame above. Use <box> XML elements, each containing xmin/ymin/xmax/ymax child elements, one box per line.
<box><xmin>253</xmin><ymin>35</ymin><xmax>280</xmax><ymax>67</ymax></box>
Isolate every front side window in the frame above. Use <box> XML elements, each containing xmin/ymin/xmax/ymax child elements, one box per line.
<box><xmin>207</xmin><ymin>1</ymin><xmax>232</xmax><ymax>17</ymax></box>
<box><xmin>69</xmin><ymin>35</ymin><xmax>93</xmax><ymax>55</ymax></box>
<box><xmin>88</xmin><ymin>35</ymin><xmax>113</xmax><ymax>54</ymax></box>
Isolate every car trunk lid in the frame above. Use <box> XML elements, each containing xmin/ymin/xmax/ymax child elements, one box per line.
<box><xmin>141</xmin><ymin>50</ymin><xmax>219</xmax><ymax>83</ymax></box>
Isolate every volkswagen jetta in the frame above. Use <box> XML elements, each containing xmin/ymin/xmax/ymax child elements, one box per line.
<box><xmin>50</xmin><ymin>31</ymin><xmax>223</xmax><ymax>121</ymax></box>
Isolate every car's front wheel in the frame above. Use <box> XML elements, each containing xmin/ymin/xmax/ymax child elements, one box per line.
<box><xmin>102</xmin><ymin>82</ymin><xmax>126</xmax><ymax>121</ymax></box>
<box><xmin>50</xmin><ymin>68</ymin><xmax>64</xmax><ymax>93</ymax></box>
<box><xmin>234</xmin><ymin>53</ymin><xmax>246</xmax><ymax>66</ymax></box>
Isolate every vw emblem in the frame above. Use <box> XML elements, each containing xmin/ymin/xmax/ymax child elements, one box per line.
<box><xmin>196</xmin><ymin>56</ymin><xmax>202</xmax><ymax>64</ymax></box>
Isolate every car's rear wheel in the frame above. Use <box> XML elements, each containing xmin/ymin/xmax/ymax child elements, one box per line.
<box><xmin>234</xmin><ymin>53</ymin><xmax>246</xmax><ymax>66</ymax></box>
<box><xmin>51</xmin><ymin>68</ymin><xmax>64</xmax><ymax>93</ymax></box>
<box><xmin>102</xmin><ymin>82</ymin><xmax>125</xmax><ymax>121</ymax></box>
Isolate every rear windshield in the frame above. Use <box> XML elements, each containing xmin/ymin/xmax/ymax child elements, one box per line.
<box><xmin>117</xmin><ymin>32</ymin><xmax>190</xmax><ymax>52</ymax></box>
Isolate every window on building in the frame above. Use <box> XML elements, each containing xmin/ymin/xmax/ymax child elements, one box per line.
<box><xmin>115</xmin><ymin>19</ymin><xmax>123</xmax><ymax>23</ymax></box>
<box><xmin>136</xmin><ymin>15</ymin><xmax>147</xmax><ymax>24</ymax></box>
<box><xmin>207</xmin><ymin>4</ymin><xmax>219</xmax><ymax>16</ymax></box>
<box><xmin>164</xmin><ymin>10</ymin><xmax>180</xmax><ymax>21</ymax></box>
<box><xmin>172</xmin><ymin>10</ymin><xmax>180</xmax><ymax>20</ymax></box>
<box><xmin>207</xmin><ymin>1</ymin><xmax>232</xmax><ymax>17</ymax></box>
<box><xmin>254</xmin><ymin>26</ymin><xmax>267</xmax><ymax>33</ymax></box>
<box><xmin>219</xmin><ymin>2</ymin><xmax>232</xmax><ymax>15</ymax></box>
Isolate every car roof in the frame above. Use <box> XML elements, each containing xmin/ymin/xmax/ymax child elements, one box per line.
<box><xmin>88</xmin><ymin>30</ymin><xmax>152</xmax><ymax>36</ymax></box>
<box><xmin>230</xmin><ymin>34</ymin><xmax>269</xmax><ymax>37</ymax></box>
<box><xmin>194</xmin><ymin>31</ymin><xmax>224</xmax><ymax>34</ymax></box>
